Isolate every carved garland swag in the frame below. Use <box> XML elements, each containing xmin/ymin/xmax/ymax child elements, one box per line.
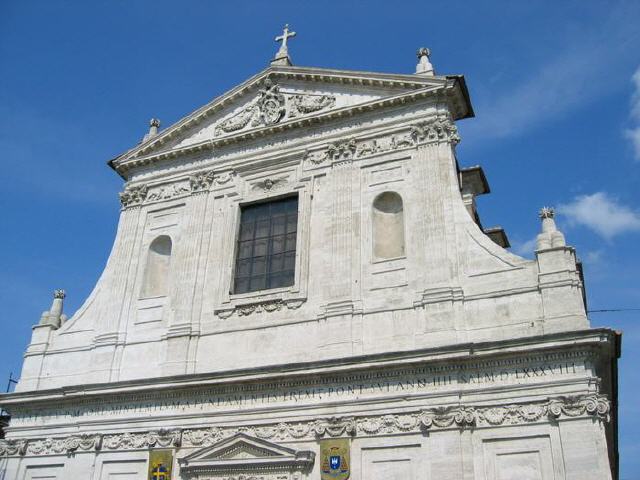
<box><xmin>0</xmin><ymin>394</ymin><xmax>610</xmax><ymax>457</ymax></box>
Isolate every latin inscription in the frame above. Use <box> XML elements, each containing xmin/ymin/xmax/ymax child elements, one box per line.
<box><xmin>9</xmin><ymin>361</ymin><xmax>581</xmax><ymax>426</ymax></box>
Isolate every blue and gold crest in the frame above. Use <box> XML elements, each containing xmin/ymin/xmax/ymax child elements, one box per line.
<box><xmin>148</xmin><ymin>449</ymin><xmax>173</xmax><ymax>480</ymax></box>
<box><xmin>320</xmin><ymin>438</ymin><xmax>350</xmax><ymax>480</ymax></box>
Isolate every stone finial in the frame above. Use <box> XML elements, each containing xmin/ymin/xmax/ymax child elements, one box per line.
<box><xmin>539</xmin><ymin>206</ymin><xmax>555</xmax><ymax>219</ymax></box>
<box><xmin>271</xmin><ymin>24</ymin><xmax>296</xmax><ymax>66</ymax></box>
<box><xmin>39</xmin><ymin>289</ymin><xmax>68</xmax><ymax>329</ymax></box>
<box><xmin>143</xmin><ymin>118</ymin><xmax>160</xmax><ymax>142</ymax></box>
<box><xmin>416</xmin><ymin>47</ymin><xmax>435</xmax><ymax>76</ymax></box>
<box><xmin>536</xmin><ymin>206</ymin><xmax>566</xmax><ymax>250</ymax></box>
<box><xmin>149</xmin><ymin>118</ymin><xmax>160</xmax><ymax>135</ymax></box>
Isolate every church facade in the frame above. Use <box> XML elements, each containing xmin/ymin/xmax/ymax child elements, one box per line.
<box><xmin>0</xmin><ymin>29</ymin><xmax>620</xmax><ymax>480</ymax></box>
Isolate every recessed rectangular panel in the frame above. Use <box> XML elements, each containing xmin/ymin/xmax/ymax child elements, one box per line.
<box><xmin>369</xmin><ymin>164</ymin><xmax>403</xmax><ymax>186</ymax></box>
<box><xmin>99</xmin><ymin>460</ymin><xmax>147</xmax><ymax>480</ymax></box>
<box><xmin>483</xmin><ymin>436</ymin><xmax>554</xmax><ymax>480</ymax></box>
<box><xmin>496</xmin><ymin>451</ymin><xmax>543</xmax><ymax>480</ymax></box>
<box><xmin>24</xmin><ymin>464</ymin><xmax>64</xmax><ymax>480</ymax></box>
<box><xmin>361</xmin><ymin>444</ymin><xmax>421</xmax><ymax>480</ymax></box>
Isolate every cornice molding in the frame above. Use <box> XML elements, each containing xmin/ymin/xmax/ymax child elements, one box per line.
<box><xmin>111</xmin><ymin>66</ymin><xmax>465</xmax><ymax>169</ymax></box>
<box><xmin>0</xmin><ymin>329</ymin><xmax>617</xmax><ymax>410</ymax></box>
<box><xmin>116</xmin><ymin>115</ymin><xmax>459</xmax><ymax>210</ymax></box>
<box><xmin>0</xmin><ymin>394</ymin><xmax>610</xmax><ymax>457</ymax></box>
<box><xmin>112</xmin><ymin>83</ymin><xmax>458</xmax><ymax>177</ymax></box>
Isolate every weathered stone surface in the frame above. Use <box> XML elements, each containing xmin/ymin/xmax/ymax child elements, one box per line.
<box><xmin>0</xmin><ymin>46</ymin><xmax>619</xmax><ymax>480</ymax></box>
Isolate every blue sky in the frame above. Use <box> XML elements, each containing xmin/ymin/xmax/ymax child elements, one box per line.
<box><xmin>1</xmin><ymin>0</ymin><xmax>639</xmax><ymax>476</ymax></box>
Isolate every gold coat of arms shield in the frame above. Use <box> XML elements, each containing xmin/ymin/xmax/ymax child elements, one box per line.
<box><xmin>320</xmin><ymin>438</ymin><xmax>350</xmax><ymax>480</ymax></box>
<box><xmin>148</xmin><ymin>449</ymin><xmax>173</xmax><ymax>480</ymax></box>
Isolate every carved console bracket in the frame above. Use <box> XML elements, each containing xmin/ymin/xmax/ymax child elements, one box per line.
<box><xmin>0</xmin><ymin>395</ymin><xmax>610</xmax><ymax>457</ymax></box>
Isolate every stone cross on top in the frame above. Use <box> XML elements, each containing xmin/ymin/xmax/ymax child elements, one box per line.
<box><xmin>272</xmin><ymin>24</ymin><xmax>296</xmax><ymax>66</ymax></box>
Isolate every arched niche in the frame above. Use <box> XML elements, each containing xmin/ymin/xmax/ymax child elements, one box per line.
<box><xmin>372</xmin><ymin>191</ymin><xmax>405</xmax><ymax>260</ymax></box>
<box><xmin>140</xmin><ymin>235</ymin><xmax>172</xmax><ymax>298</ymax></box>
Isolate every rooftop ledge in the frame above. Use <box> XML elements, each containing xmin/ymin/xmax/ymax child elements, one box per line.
<box><xmin>0</xmin><ymin>328</ymin><xmax>620</xmax><ymax>408</ymax></box>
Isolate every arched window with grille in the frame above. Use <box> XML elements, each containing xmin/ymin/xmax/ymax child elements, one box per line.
<box><xmin>372</xmin><ymin>192</ymin><xmax>405</xmax><ymax>260</ymax></box>
<box><xmin>141</xmin><ymin>235</ymin><xmax>172</xmax><ymax>297</ymax></box>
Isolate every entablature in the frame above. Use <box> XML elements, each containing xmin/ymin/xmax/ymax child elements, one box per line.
<box><xmin>110</xmin><ymin>66</ymin><xmax>472</xmax><ymax>180</ymax></box>
<box><xmin>0</xmin><ymin>329</ymin><xmax>618</xmax><ymax>416</ymax></box>
<box><xmin>117</xmin><ymin>113</ymin><xmax>461</xmax><ymax>209</ymax></box>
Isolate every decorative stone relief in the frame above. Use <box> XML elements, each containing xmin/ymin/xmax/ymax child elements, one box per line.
<box><xmin>251</xmin><ymin>176</ymin><xmax>289</xmax><ymax>191</ymax></box>
<box><xmin>0</xmin><ymin>395</ymin><xmax>610</xmax><ymax>456</ymax></box>
<box><xmin>303</xmin><ymin>117</ymin><xmax>460</xmax><ymax>167</ymax></box>
<box><xmin>254</xmin><ymin>79</ymin><xmax>287</xmax><ymax>126</ymax></box>
<box><xmin>189</xmin><ymin>170</ymin><xmax>236</xmax><ymax>193</ymax></box>
<box><xmin>146</xmin><ymin>182</ymin><xmax>191</xmax><ymax>202</ymax></box>
<box><xmin>288</xmin><ymin>94</ymin><xmax>335</xmax><ymax>118</ymax></box>
<box><xmin>214</xmin><ymin>79</ymin><xmax>336</xmax><ymax>136</ymax></box>
<box><xmin>410</xmin><ymin>119</ymin><xmax>460</xmax><ymax>145</ymax></box>
<box><xmin>215</xmin><ymin>171</ymin><xmax>236</xmax><ymax>186</ymax></box>
<box><xmin>119</xmin><ymin>184</ymin><xmax>148</xmax><ymax>208</ymax></box>
<box><xmin>190</xmin><ymin>170</ymin><xmax>217</xmax><ymax>192</ymax></box>
<box><xmin>217</xmin><ymin>299</ymin><xmax>304</xmax><ymax>319</ymax></box>
<box><xmin>119</xmin><ymin>170</ymin><xmax>238</xmax><ymax>209</ymax></box>
<box><xmin>102</xmin><ymin>428</ymin><xmax>182</xmax><ymax>450</ymax></box>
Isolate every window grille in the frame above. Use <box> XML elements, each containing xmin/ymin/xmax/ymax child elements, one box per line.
<box><xmin>234</xmin><ymin>196</ymin><xmax>298</xmax><ymax>294</ymax></box>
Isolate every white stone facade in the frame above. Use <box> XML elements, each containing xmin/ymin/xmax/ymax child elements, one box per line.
<box><xmin>0</xmin><ymin>51</ymin><xmax>619</xmax><ymax>480</ymax></box>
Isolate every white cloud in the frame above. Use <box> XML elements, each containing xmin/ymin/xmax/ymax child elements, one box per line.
<box><xmin>584</xmin><ymin>250</ymin><xmax>603</xmax><ymax>265</ymax></box>
<box><xmin>512</xmin><ymin>236</ymin><xmax>538</xmax><ymax>257</ymax></box>
<box><xmin>557</xmin><ymin>192</ymin><xmax>640</xmax><ymax>240</ymax></box>
<box><xmin>461</xmin><ymin>4</ymin><xmax>640</xmax><ymax>143</ymax></box>
<box><xmin>625</xmin><ymin>66</ymin><xmax>640</xmax><ymax>160</ymax></box>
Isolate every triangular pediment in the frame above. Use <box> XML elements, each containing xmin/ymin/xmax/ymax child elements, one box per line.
<box><xmin>178</xmin><ymin>433</ymin><xmax>315</xmax><ymax>475</ymax></box>
<box><xmin>111</xmin><ymin>65</ymin><xmax>471</xmax><ymax>175</ymax></box>
<box><xmin>183</xmin><ymin>433</ymin><xmax>296</xmax><ymax>462</ymax></box>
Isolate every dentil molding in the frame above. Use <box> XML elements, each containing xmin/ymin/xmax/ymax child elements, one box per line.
<box><xmin>0</xmin><ymin>394</ymin><xmax>609</xmax><ymax>457</ymax></box>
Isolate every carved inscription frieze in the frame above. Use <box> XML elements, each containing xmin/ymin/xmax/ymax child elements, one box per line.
<box><xmin>0</xmin><ymin>395</ymin><xmax>610</xmax><ymax>456</ymax></box>
<box><xmin>8</xmin><ymin>352</ymin><xmax>592</xmax><ymax>427</ymax></box>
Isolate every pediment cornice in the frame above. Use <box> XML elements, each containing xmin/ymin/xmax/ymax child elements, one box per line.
<box><xmin>109</xmin><ymin>65</ymin><xmax>472</xmax><ymax>178</ymax></box>
<box><xmin>112</xmin><ymin>82</ymin><xmax>463</xmax><ymax>178</ymax></box>
<box><xmin>178</xmin><ymin>433</ymin><xmax>315</xmax><ymax>477</ymax></box>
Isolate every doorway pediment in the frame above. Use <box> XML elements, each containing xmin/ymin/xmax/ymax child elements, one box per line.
<box><xmin>178</xmin><ymin>433</ymin><xmax>314</xmax><ymax>479</ymax></box>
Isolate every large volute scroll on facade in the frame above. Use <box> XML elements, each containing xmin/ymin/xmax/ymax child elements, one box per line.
<box><xmin>0</xmin><ymin>26</ymin><xmax>620</xmax><ymax>480</ymax></box>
